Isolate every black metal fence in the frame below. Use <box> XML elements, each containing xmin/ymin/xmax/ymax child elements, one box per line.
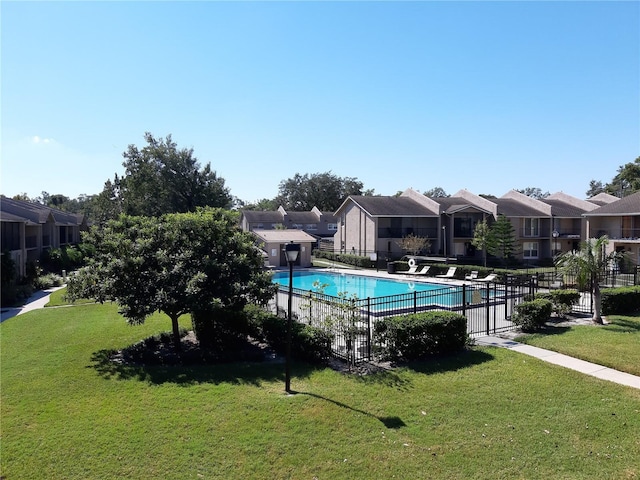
<box><xmin>270</xmin><ymin>276</ymin><xmax>538</xmax><ymax>364</ymax></box>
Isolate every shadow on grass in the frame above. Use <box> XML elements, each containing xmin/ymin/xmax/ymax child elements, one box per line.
<box><xmin>89</xmin><ymin>349</ymin><xmax>291</xmax><ymax>386</ymax></box>
<box><xmin>402</xmin><ymin>348</ymin><xmax>496</xmax><ymax>376</ymax></box>
<box><xmin>605</xmin><ymin>317</ymin><xmax>640</xmax><ymax>333</ymax></box>
<box><xmin>297</xmin><ymin>391</ymin><xmax>407</xmax><ymax>429</ymax></box>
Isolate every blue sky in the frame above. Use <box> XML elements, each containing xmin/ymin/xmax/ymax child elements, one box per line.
<box><xmin>2</xmin><ymin>1</ymin><xmax>638</xmax><ymax>204</ymax></box>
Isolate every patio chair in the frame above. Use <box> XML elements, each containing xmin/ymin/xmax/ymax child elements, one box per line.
<box><xmin>405</xmin><ymin>265</ymin><xmax>430</xmax><ymax>276</ymax></box>
<box><xmin>436</xmin><ymin>267</ymin><xmax>457</xmax><ymax>279</ymax></box>
<box><xmin>413</xmin><ymin>265</ymin><xmax>430</xmax><ymax>276</ymax></box>
<box><xmin>465</xmin><ymin>271</ymin><xmax>479</xmax><ymax>280</ymax></box>
<box><xmin>405</xmin><ymin>264</ymin><xmax>421</xmax><ymax>275</ymax></box>
<box><xmin>476</xmin><ymin>273</ymin><xmax>497</xmax><ymax>283</ymax></box>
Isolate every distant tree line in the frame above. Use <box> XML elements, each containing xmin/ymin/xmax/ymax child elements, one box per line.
<box><xmin>12</xmin><ymin>132</ymin><xmax>639</xmax><ymax>223</ymax></box>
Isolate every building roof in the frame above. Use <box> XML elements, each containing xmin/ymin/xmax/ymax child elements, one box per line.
<box><xmin>338</xmin><ymin>195</ymin><xmax>438</xmax><ymax>217</ymax></box>
<box><xmin>0</xmin><ymin>197</ymin><xmax>84</xmax><ymax>226</ymax></box>
<box><xmin>584</xmin><ymin>191</ymin><xmax>640</xmax><ymax>216</ymax></box>
<box><xmin>493</xmin><ymin>198</ymin><xmax>548</xmax><ymax>217</ymax></box>
<box><xmin>241</xmin><ymin>210</ymin><xmax>284</xmax><ymax>224</ymax></box>
<box><xmin>285</xmin><ymin>211</ymin><xmax>321</xmax><ymax>224</ymax></box>
<box><xmin>252</xmin><ymin>229</ymin><xmax>318</xmax><ymax>243</ymax></box>
<box><xmin>587</xmin><ymin>192</ymin><xmax>619</xmax><ymax>206</ymax></box>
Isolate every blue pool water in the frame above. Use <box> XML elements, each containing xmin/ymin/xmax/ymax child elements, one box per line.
<box><xmin>272</xmin><ymin>270</ymin><xmax>444</xmax><ymax>298</ymax></box>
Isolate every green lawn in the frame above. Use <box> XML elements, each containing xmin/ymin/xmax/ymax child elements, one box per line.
<box><xmin>516</xmin><ymin>314</ymin><xmax>640</xmax><ymax>377</ymax></box>
<box><xmin>2</xmin><ymin>302</ymin><xmax>639</xmax><ymax>479</ymax></box>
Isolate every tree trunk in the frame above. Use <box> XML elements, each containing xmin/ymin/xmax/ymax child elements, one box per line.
<box><xmin>169</xmin><ymin>313</ymin><xmax>182</xmax><ymax>351</ymax></box>
<box><xmin>592</xmin><ymin>282</ymin><xmax>603</xmax><ymax>324</ymax></box>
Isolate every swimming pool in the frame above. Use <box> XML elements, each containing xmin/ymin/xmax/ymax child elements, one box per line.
<box><xmin>272</xmin><ymin>270</ymin><xmax>445</xmax><ymax>298</ymax></box>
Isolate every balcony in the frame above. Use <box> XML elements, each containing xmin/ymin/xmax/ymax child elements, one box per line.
<box><xmin>377</xmin><ymin>227</ymin><xmax>438</xmax><ymax>239</ymax></box>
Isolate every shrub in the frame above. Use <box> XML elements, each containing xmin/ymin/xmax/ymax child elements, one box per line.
<box><xmin>261</xmin><ymin>313</ymin><xmax>333</xmax><ymax>363</ymax></box>
<box><xmin>32</xmin><ymin>273</ymin><xmax>64</xmax><ymax>290</ymax></box>
<box><xmin>535</xmin><ymin>289</ymin><xmax>580</xmax><ymax>317</ymax></box>
<box><xmin>512</xmin><ymin>299</ymin><xmax>552</xmax><ymax>332</ymax></box>
<box><xmin>313</xmin><ymin>250</ymin><xmax>373</xmax><ymax>268</ymax></box>
<box><xmin>601</xmin><ymin>287</ymin><xmax>640</xmax><ymax>315</ymax></box>
<box><xmin>373</xmin><ymin>311</ymin><xmax>468</xmax><ymax>361</ymax></box>
<box><xmin>191</xmin><ymin>306</ymin><xmax>248</xmax><ymax>349</ymax></box>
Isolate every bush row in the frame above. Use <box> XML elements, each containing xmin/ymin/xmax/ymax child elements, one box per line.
<box><xmin>530</xmin><ymin>289</ymin><xmax>581</xmax><ymax>317</ymax></box>
<box><xmin>192</xmin><ymin>304</ymin><xmax>333</xmax><ymax>364</ymax></box>
<box><xmin>373</xmin><ymin>311</ymin><xmax>468</xmax><ymax>361</ymax></box>
<box><xmin>602</xmin><ymin>286</ymin><xmax>640</xmax><ymax>315</ymax></box>
<box><xmin>313</xmin><ymin>250</ymin><xmax>373</xmax><ymax>268</ymax></box>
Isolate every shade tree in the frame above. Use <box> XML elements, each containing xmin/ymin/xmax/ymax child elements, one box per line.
<box><xmin>66</xmin><ymin>208</ymin><xmax>276</xmax><ymax>350</ymax></box>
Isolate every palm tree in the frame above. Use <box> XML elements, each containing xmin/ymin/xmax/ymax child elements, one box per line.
<box><xmin>555</xmin><ymin>235</ymin><xmax>624</xmax><ymax>324</ymax></box>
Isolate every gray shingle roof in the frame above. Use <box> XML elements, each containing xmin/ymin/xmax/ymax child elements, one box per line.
<box><xmin>0</xmin><ymin>197</ymin><xmax>83</xmax><ymax>226</ymax></box>
<box><xmin>347</xmin><ymin>196</ymin><xmax>437</xmax><ymax>217</ymax></box>
<box><xmin>584</xmin><ymin>191</ymin><xmax>640</xmax><ymax>216</ymax></box>
<box><xmin>493</xmin><ymin>198</ymin><xmax>547</xmax><ymax>217</ymax></box>
<box><xmin>542</xmin><ymin>199</ymin><xmax>592</xmax><ymax>217</ymax></box>
<box><xmin>241</xmin><ymin>211</ymin><xmax>284</xmax><ymax>223</ymax></box>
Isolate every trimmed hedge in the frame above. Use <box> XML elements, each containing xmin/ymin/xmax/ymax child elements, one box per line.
<box><xmin>261</xmin><ymin>313</ymin><xmax>334</xmax><ymax>364</ymax></box>
<box><xmin>373</xmin><ymin>311</ymin><xmax>468</xmax><ymax>361</ymax></box>
<box><xmin>313</xmin><ymin>250</ymin><xmax>373</xmax><ymax>268</ymax></box>
<box><xmin>534</xmin><ymin>289</ymin><xmax>580</xmax><ymax>317</ymax></box>
<box><xmin>602</xmin><ymin>286</ymin><xmax>640</xmax><ymax>315</ymax></box>
<box><xmin>512</xmin><ymin>299</ymin><xmax>552</xmax><ymax>332</ymax></box>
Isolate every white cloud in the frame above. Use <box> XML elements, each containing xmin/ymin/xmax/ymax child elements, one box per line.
<box><xmin>31</xmin><ymin>135</ymin><xmax>54</xmax><ymax>144</ymax></box>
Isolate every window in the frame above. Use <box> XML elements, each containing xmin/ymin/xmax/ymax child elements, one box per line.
<box><xmin>305</xmin><ymin>224</ymin><xmax>317</xmax><ymax>230</ymax></box>
<box><xmin>523</xmin><ymin>242</ymin><xmax>539</xmax><ymax>258</ymax></box>
<box><xmin>523</xmin><ymin>218</ymin><xmax>540</xmax><ymax>237</ymax></box>
<box><xmin>327</xmin><ymin>223</ymin><xmax>338</xmax><ymax>231</ymax></box>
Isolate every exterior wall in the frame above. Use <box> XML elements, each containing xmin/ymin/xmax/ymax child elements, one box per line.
<box><xmin>337</xmin><ymin>203</ymin><xmax>377</xmax><ymax>255</ymax></box>
<box><xmin>263</xmin><ymin>241</ymin><xmax>313</xmax><ymax>268</ymax></box>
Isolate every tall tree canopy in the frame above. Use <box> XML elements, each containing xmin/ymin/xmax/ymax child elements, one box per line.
<box><xmin>66</xmin><ymin>208</ymin><xmax>276</xmax><ymax>350</ymax></box>
<box><xmin>275</xmin><ymin>171</ymin><xmax>363</xmax><ymax>211</ymax></box>
<box><xmin>588</xmin><ymin>157</ymin><xmax>640</xmax><ymax>198</ymax></box>
<box><xmin>516</xmin><ymin>187</ymin><xmax>549</xmax><ymax>199</ymax></box>
<box><xmin>97</xmin><ymin>133</ymin><xmax>232</xmax><ymax>219</ymax></box>
<box><xmin>423</xmin><ymin>187</ymin><xmax>450</xmax><ymax>198</ymax></box>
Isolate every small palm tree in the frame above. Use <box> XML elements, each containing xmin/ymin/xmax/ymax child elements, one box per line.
<box><xmin>555</xmin><ymin>235</ymin><xmax>624</xmax><ymax>324</ymax></box>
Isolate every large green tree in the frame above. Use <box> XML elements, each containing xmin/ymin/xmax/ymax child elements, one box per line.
<box><xmin>66</xmin><ymin>208</ymin><xmax>276</xmax><ymax>350</ymax></box>
<box><xmin>488</xmin><ymin>215</ymin><xmax>517</xmax><ymax>264</ymax></box>
<box><xmin>555</xmin><ymin>236</ymin><xmax>625</xmax><ymax>324</ymax></box>
<box><xmin>275</xmin><ymin>171</ymin><xmax>363</xmax><ymax>211</ymax></box>
<box><xmin>588</xmin><ymin>157</ymin><xmax>640</xmax><ymax>198</ymax></box>
<box><xmin>98</xmin><ymin>133</ymin><xmax>232</xmax><ymax>219</ymax></box>
<box><xmin>471</xmin><ymin>218</ymin><xmax>494</xmax><ymax>267</ymax></box>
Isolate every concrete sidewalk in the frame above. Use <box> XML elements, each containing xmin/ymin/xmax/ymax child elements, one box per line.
<box><xmin>0</xmin><ymin>286</ymin><xmax>66</xmax><ymax>323</ymax></box>
<box><xmin>476</xmin><ymin>335</ymin><xmax>640</xmax><ymax>390</ymax></box>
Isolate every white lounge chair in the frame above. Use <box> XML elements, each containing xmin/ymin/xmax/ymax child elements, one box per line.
<box><xmin>477</xmin><ymin>273</ymin><xmax>497</xmax><ymax>283</ymax></box>
<box><xmin>405</xmin><ymin>265</ymin><xmax>430</xmax><ymax>276</ymax></box>
<box><xmin>413</xmin><ymin>265</ymin><xmax>430</xmax><ymax>276</ymax></box>
<box><xmin>465</xmin><ymin>271</ymin><xmax>479</xmax><ymax>280</ymax></box>
<box><xmin>436</xmin><ymin>267</ymin><xmax>457</xmax><ymax>279</ymax></box>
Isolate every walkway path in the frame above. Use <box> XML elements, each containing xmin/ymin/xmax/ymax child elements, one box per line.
<box><xmin>475</xmin><ymin>335</ymin><xmax>640</xmax><ymax>390</ymax></box>
<box><xmin>0</xmin><ymin>286</ymin><xmax>66</xmax><ymax>323</ymax></box>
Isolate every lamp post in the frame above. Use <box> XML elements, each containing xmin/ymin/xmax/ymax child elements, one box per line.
<box><xmin>442</xmin><ymin>225</ymin><xmax>447</xmax><ymax>261</ymax></box>
<box><xmin>552</xmin><ymin>230</ymin><xmax>559</xmax><ymax>258</ymax></box>
<box><xmin>283</xmin><ymin>241</ymin><xmax>300</xmax><ymax>394</ymax></box>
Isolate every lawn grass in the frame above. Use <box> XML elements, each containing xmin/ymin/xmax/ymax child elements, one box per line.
<box><xmin>46</xmin><ymin>287</ymin><xmax>94</xmax><ymax>307</ymax></box>
<box><xmin>2</xmin><ymin>302</ymin><xmax>640</xmax><ymax>479</ymax></box>
<box><xmin>516</xmin><ymin>314</ymin><xmax>640</xmax><ymax>377</ymax></box>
